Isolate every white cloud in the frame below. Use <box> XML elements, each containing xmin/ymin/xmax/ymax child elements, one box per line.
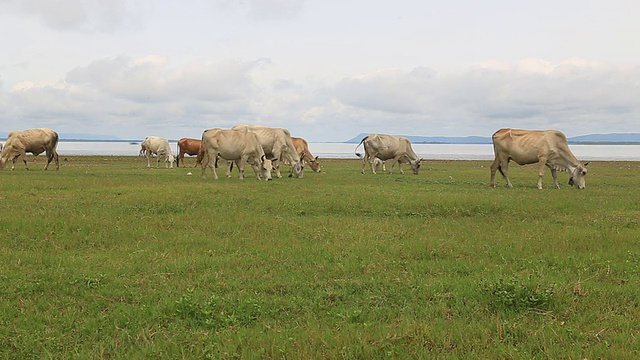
<box><xmin>1</xmin><ymin>1</ymin><xmax>640</xmax><ymax>141</ymax></box>
<box><xmin>2</xmin><ymin>56</ymin><xmax>639</xmax><ymax>141</ymax></box>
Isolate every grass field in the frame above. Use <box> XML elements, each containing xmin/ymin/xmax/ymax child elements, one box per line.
<box><xmin>1</xmin><ymin>156</ymin><xmax>639</xmax><ymax>359</ymax></box>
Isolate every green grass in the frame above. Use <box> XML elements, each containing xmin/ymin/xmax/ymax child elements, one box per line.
<box><xmin>1</xmin><ymin>156</ymin><xmax>639</xmax><ymax>359</ymax></box>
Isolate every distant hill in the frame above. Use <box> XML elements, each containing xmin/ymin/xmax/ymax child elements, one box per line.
<box><xmin>345</xmin><ymin>133</ymin><xmax>640</xmax><ymax>144</ymax></box>
<box><xmin>568</xmin><ymin>133</ymin><xmax>640</xmax><ymax>144</ymax></box>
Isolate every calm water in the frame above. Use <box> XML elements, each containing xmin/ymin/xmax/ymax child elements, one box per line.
<box><xmin>55</xmin><ymin>141</ymin><xmax>640</xmax><ymax>161</ymax></box>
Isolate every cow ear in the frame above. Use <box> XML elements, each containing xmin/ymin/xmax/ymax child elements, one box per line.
<box><xmin>315</xmin><ymin>156</ymin><xmax>319</xmax><ymax>160</ymax></box>
<box><xmin>583</xmin><ymin>162</ymin><xmax>589</xmax><ymax>167</ymax></box>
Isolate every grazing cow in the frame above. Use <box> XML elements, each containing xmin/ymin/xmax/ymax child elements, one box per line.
<box><xmin>291</xmin><ymin>137</ymin><xmax>321</xmax><ymax>172</ymax></box>
<box><xmin>200</xmin><ymin>128</ymin><xmax>273</xmax><ymax>181</ymax></box>
<box><xmin>0</xmin><ymin>128</ymin><xmax>60</xmax><ymax>170</ymax></box>
<box><xmin>176</xmin><ymin>138</ymin><xmax>204</xmax><ymax>167</ymax></box>
<box><xmin>490</xmin><ymin>128</ymin><xmax>588</xmax><ymax>189</ymax></box>
<box><xmin>356</xmin><ymin>133</ymin><xmax>423</xmax><ymax>175</ymax></box>
<box><xmin>141</xmin><ymin>136</ymin><xmax>175</xmax><ymax>169</ymax></box>
<box><xmin>231</xmin><ymin>124</ymin><xmax>303</xmax><ymax>178</ymax></box>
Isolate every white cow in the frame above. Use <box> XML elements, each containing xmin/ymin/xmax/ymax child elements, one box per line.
<box><xmin>356</xmin><ymin>133</ymin><xmax>423</xmax><ymax>174</ymax></box>
<box><xmin>490</xmin><ymin>128</ymin><xmax>588</xmax><ymax>189</ymax></box>
<box><xmin>200</xmin><ymin>128</ymin><xmax>273</xmax><ymax>180</ymax></box>
<box><xmin>0</xmin><ymin>128</ymin><xmax>60</xmax><ymax>170</ymax></box>
<box><xmin>141</xmin><ymin>136</ymin><xmax>175</xmax><ymax>169</ymax></box>
<box><xmin>231</xmin><ymin>124</ymin><xmax>303</xmax><ymax>178</ymax></box>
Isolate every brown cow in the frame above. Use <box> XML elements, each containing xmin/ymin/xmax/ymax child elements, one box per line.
<box><xmin>0</xmin><ymin>128</ymin><xmax>59</xmax><ymax>170</ymax></box>
<box><xmin>490</xmin><ymin>128</ymin><xmax>588</xmax><ymax>189</ymax></box>
<box><xmin>176</xmin><ymin>138</ymin><xmax>204</xmax><ymax>167</ymax></box>
<box><xmin>291</xmin><ymin>137</ymin><xmax>320</xmax><ymax>172</ymax></box>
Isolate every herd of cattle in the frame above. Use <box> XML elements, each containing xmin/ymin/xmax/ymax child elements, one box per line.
<box><xmin>0</xmin><ymin>126</ymin><xmax>589</xmax><ymax>189</ymax></box>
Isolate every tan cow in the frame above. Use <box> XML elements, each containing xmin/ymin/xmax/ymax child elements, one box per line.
<box><xmin>200</xmin><ymin>128</ymin><xmax>273</xmax><ymax>181</ymax></box>
<box><xmin>0</xmin><ymin>128</ymin><xmax>60</xmax><ymax>170</ymax></box>
<box><xmin>231</xmin><ymin>124</ymin><xmax>303</xmax><ymax>178</ymax></box>
<box><xmin>490</xmin><ymin>128</ymin><xmax>588</xmax><ymax>189</ymax></box>
<box><xmin>176</xmin><ymin>138</ymin><xmax>204</xmax><ymax>167</ymax></box>
<box><xmin>356</xmin><ymin>133</ymin><xmax>423</xmax><ymax>175</ymax></box>
<box><xmin>291</xmin><ymin>137</ymin><xmax>320</xmax><ymax>172</ymax></box>
<box><xmin>141</xmin><ymin>136</ymin><xmax>175</xmax><ymax>169</ymax></box>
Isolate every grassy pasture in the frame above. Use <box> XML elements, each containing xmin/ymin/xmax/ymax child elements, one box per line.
<box><xmin>1</xmin><ymin>156</ymin><xmax>639</xmax><ymax>359</ymax></box>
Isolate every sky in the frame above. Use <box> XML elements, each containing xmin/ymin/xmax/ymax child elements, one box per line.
<box><xmin>0</xmin><ymin>0</ymin><xmax>639</xmax><ymax>142</ymax></box>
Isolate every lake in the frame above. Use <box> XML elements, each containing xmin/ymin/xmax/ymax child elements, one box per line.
<box><xmin>54</xmin><ymin>141</ymin><xmax>640</xmax><ymax>161</ymax></box>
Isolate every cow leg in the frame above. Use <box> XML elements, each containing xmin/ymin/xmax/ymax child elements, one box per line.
<box><xmin>370</xmin><ymin>154</ymin><xmax>379</xmax><ymax>174</ymax></box>
<box><xmin>361</xmin><ymin>154</ymin><xmax>369</xmax><ymax>174</ymax></box>
<box><xmin>44</xmin><ymin>150</ymin><xmax>52</xmax><ymax>170</ymax></box>
<box><xmin>53</xmin><ymin>150</ymin><xmax>59</xmax><ymax>170</ymax></box>
<box><xmin>550</xmin><ymin>168</ymin><xmax>560</xmax><ymax>189</ymax></box>
<box><xmin>490</xmin><ymin>157</ymin><xmax>500</xmax><ymax>187</ymax></box>
<box><xmin>200</xmin><ymin>153</ymin><xmax>210</xmax><ymax>179</ymax></box>
<box><xmin>273</xmin><ymin>160</ymin><xmax>282</xmax><ymax>178</ymax></box>
<box><xmin>226</xmin><ymin>161</ymin><xmax>234</xmax><ymax>178</ymax></box>
<box><xmin>237</xmin><ymin>158</ymin><xmax>247</xmax><ymax>179</ymax></box>
<box><xmin>210</xmin><ymin>156</ymin><xmax>219</xmax><ymax>180</ymax></box>
<box><xmin>493</xmin><ymin>158</ymin><xmax>513</xmax><ymax>188</ymax></box>
<box><xmin>536</xmin><ymin>160</ymin><xmax>547</xmax><ymax>189</ymax></box>
<box><xmin>388</xmin><ymin>157</ymin><xmax>402</xmax><ymax>174</ymax></box>
<box><xmin>146</xmin><ymin>153</ymin><xmax>151</xmax><ymax>167</ymax></box>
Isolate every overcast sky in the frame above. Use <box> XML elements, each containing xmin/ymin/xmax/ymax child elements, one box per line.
<box><xmin>1</xmin><ymin>0</ymin><xmax>639</xmax><ymax>142</ymax></box>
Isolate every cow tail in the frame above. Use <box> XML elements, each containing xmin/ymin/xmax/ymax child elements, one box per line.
<box><xmin>175</xmin><ymin>142</ymin><xmax>180</xmax><ymax>167</ymax></box>
<box><xmin>354</xmin><ymin>136</ymin><xmax>368</xmax><ymax>159</ymax></box>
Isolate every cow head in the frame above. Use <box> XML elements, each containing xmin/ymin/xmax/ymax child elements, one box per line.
<box><xmin>291</xmin><ymin>160</ymin><xmax>304</xmax><ymax>178</ymax></box>
<box><xmin>259</xmin><ymin>155</ymin><xmax>273</xmax><ymax>181</ymax></box>
<box><xmin>410</xmin><ymin>158</ymin><xmax>423</xmax><ymax>175</ymax></box>
<box><xmin>308</xmin><ymin>156</ymin><xmax>321</xmax><ymax>172</ymax></box>
<box><xmin>568</xmin><ymin>163</ymin><xmax>588</xmax><ymax>189</ymax></box>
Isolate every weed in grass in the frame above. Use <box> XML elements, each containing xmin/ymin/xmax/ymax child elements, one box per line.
<box><xmin>482</xmin><ymin>276</ymin><xmax>556</xmax><ymax>312</ymax></box>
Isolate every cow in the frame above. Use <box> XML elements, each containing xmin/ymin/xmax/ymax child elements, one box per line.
<box><xmin>490</xmin><ymin>128</ymin><xmax>588</xmax><ymax>189</ymax></box>
<box><xmin>291</xmin><ymin>136</ymin><xmax>321</xmax><ymax>172</ymax></box>
<box><xmin>176</xmin><ymin>138</ymin><xmax>204</xmax><ymax>167</ymax></box>
<box><xmin>355</xmin><ymin>133</ymin><xmax>423</xmax><ymax>175</ymax></box>
<box><xmin>231</xmin><ymin>124</ymin><xmax>303</xmax><ymax>178</ymax></box>
<box><xmin>200</xmin><ymin>128</ymin><xmax>273</xmax><ymax>181</ymax></box>
<box><xmin>0</xmin><ymin>128</ymin><xmax>60</xmax><ymax>170</ymax></box>
<box><xmin>141</xmin><ymin>136</ymin><xmax>175</xmax><ymax>169</ymax></box>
